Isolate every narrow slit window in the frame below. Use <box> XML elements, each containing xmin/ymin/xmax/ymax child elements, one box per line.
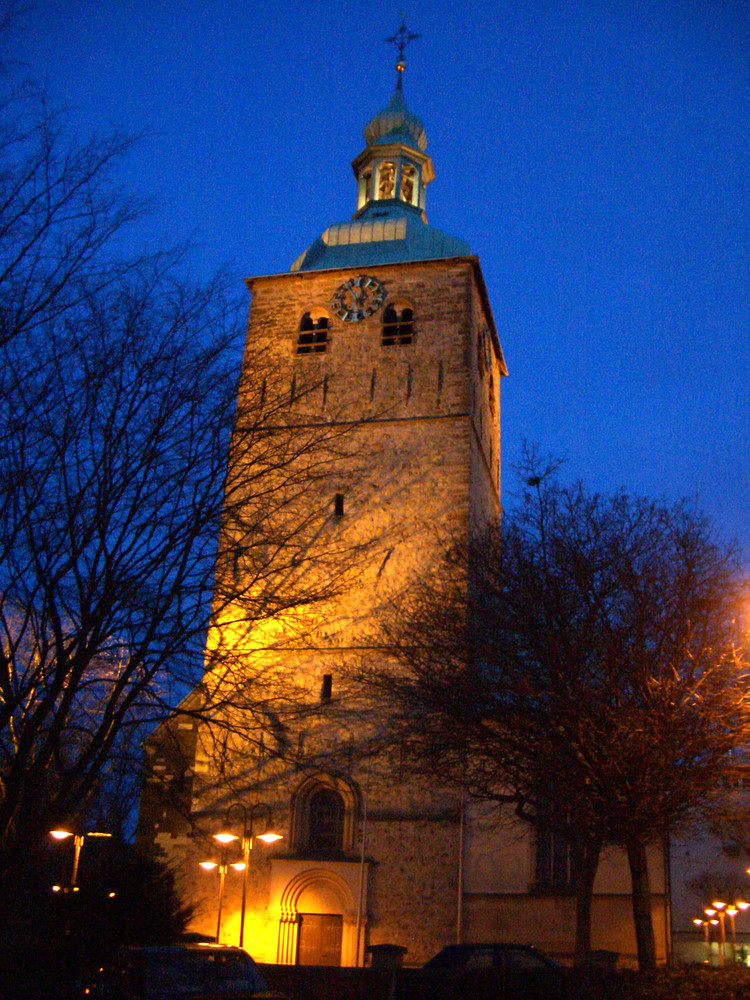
<box><xmin>321</xmin><ymin>674</ymin><xmax>333</xmax><ymax>701</ymax></box>
<box><xmin>334</xmin><ymin>493</ymin><xmax>344</xmax><ymax>517</ymax></box>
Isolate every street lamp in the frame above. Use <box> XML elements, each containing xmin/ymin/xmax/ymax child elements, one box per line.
<box><xmin>199</xmin><ymin>853</ymin><xmax>246</xmax><ymax>945</ymax></box>
<box><xmin>726</xmin><ymin>906</ymin><xmax>739</xmax><ymax>963</ymax></box>
<box><xmin>712</xmin><ymin>901</ymin><xmax>728</xmax><ymax>966</ymax></box>
<box><xmin>693</xmin><ymin>918</ymin><xmax>711</xmax><ymax>964</ymax></box>
<box><xmin>213</xmin><ymin>803</ymin><xmax>282</xmax><ymax>949</ymax></box>
<box><xmin>704</xmin><ymin>908</ymin><xmax>720</xmax><ymax>966</ymax></box>
<box><xmin>49</xmin><ymin>829</ymin><xmax>112</xmax><ymax>889</ymax></box>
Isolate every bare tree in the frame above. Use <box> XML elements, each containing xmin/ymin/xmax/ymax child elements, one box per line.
<box><xmin>365</xmin><ymin>450</ymin><xmax>750</xmax><ymax>967</ymax></box>
<box><xmin>0</xmin><ymin>87</ymin><xmax>360</xmax><ymax>884</ymax></box>
<box><xmin>0</xmin><ymin>87</ymin><xmax>145</xmax><ymax>352</ymax></box>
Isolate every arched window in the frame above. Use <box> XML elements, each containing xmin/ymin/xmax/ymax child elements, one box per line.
<box><xmin>297</xmin><ymin>310</ymin><xmax>329</xmax><ymax>354</ymax></box>
<box><xmin>382</xmin><ymin>303</ymin><xmax>414</xmax><ymax>346</ymax></box>
<box><xmin>291</xmin><ymin>776</ymin><xmax>357</xmax><ymax>858</ymax></box>
<box><xmin>308</xmin><ymin>788</ymin><xmax>345</xmax><ymax>854</ymax></box>
<box><xmin>377</xmin><ymin>161</ymin><xmax>396</xmax><ymax>200</ymax></box>
<box><xmin>400</xmin><ymin>163</ymin><xmax>417</xmax><ymax>205</ymax></box>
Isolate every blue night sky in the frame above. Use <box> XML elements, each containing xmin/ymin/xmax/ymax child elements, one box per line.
<box><xmin>11</xmin><ymin>1</ymin><xmax>750</xmax><ymax>554</ymax></box>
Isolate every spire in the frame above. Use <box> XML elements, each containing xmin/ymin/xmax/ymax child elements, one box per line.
<box><xmin>288</xmin><ymin>20</ymin><xmax>471</xmax><ymax>272</ymax></box>
<box><xmin>366</xmin><ymin>18</ymin><xmax>426</xmax><ymax>152</ymax></box>
<box><xmin>384</xmin><ymin>16</ymin><xmax>421</xmax><ymax>92</ymax></box>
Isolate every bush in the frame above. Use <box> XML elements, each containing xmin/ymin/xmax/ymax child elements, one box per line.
<box><xmin>567</xmin><ymin>964</ymin><xmax>750</xmax><ymax>1000</ymax></box>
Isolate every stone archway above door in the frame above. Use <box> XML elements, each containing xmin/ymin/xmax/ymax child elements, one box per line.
<box><xmin>270</xmin><ymin>860</ymin><xmax>366</xmax><ymax>967</ymax></box>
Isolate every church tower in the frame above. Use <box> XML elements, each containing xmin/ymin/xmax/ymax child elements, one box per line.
<box><xmin>137</xmin><ymin>30</ymin><xmax>506</xmax><ymax>968</ymax></box>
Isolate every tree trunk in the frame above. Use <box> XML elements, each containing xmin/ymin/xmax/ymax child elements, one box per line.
<box><xmin>572</xmin><ymin>840</ymin><xmax>601</xmax><ymax>965</ymax></box>
<box><xmin>627</xmin><ymin>837</ymin><xmax>657</xmax><ymax>970</ymax></box>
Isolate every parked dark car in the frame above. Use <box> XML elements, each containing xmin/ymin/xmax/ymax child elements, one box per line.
<box><xmin>81</xmin><ymin>943</ymin><xmax>288</xmax><ymax>1000</ymax></box>
<box><xmin>423</xmin><ymin>943</ymin><xmax>562</xmax><ymax>972</ymax></box>
<box><xmin>422</xmin><ymin>943</ymin><xmax>564</xmax><ymax>1000</ymax></box>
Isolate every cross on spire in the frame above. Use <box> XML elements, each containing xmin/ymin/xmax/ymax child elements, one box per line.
<box><xmin>385</xmin><ymin>16</ymin><xmax>421</xmax><ymax>91</ymax></box>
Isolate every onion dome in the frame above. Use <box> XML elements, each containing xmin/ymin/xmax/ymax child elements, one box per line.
<box><xmin>364</xmin><ymin>89</ymin><xmax>427</xmax><ymax>152</ymax></box>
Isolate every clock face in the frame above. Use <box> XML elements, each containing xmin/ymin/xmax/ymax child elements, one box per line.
<box><xmin>331</xmin><ymin>275</ymin><xmax>386</xmax><ymax>321</ymax></box>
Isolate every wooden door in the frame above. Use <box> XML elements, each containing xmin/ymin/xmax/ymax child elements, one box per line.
<box><xmin>297</xmin><ymin>913</ymin><xmax>343</xmax><ymax>966</ymax></box>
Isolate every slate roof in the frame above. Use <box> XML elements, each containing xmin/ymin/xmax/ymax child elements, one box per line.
<box><xmin>290</xmin><ymin>200</ymin><xmax>470</xmax><ymax>273</ymax></box>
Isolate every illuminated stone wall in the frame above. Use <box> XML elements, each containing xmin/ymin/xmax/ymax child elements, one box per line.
<box><xmin>138</xmin><ymin>256</ymin><xmax>503</xmax><ymax>966</ymax></box>
<box><xmin>137</xmin><ymin>252</ymin><xmax>668</xmax><ymax>968</ymax></box>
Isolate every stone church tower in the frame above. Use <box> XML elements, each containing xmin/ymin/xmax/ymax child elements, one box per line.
<box><xmin>137</xmin><ymin>53</ymin><xmax>506</xmax><ymax>967</ymax></box>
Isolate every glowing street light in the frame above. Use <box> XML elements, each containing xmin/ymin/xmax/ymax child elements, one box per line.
<box><xmin>199</xmin><ymin>856</ymin><xmax>234</xmax><ymax>943</ymax></box>
<box><xmin>49</xmin><ymin>829</ymin><xmax>112</xmax><ymax>889</ymax></box>
<box><xmin>211</xmin><ymin>803</ymin><xmax>282</xmax><ymax>949</ymax></box>
<box><xmin>712</xmin><ymin>901</ymin><xmax>728</xmax><ymax>966</ymax></box>
<box><xmin>726</xmin><ymin>906</ymin><xmax>739</xmax><ymax>963</ymax></box>
<box><xmin>693</xmin><ymin>918</ymin><xmax>712</xmax><ymax>963</ymax></box>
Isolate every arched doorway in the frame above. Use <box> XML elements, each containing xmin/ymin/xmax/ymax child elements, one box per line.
<box><xmin>275</xmin><ymin>866</ymin><xmax>362</xmax><ymax>966</ymax></box>
<box><xmin>296</xmin><ymin>873</ymin><xmax>344</xmax><ymax>966</ymax></box>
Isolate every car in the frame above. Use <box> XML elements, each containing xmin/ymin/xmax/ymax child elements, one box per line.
<box><xmin>422</xmin><ymin>944</ymin><xmax>564</xmax><ymax>999</ymax></box>
<box><xmin>81</xmin><ymin>943</ymin><xmax>289</xmax><ymax>1000</ymax></box>
<box><xmin>423</xmin><ymin>942</ymin><xmax>562</xmax><ymax>973</ymax></box>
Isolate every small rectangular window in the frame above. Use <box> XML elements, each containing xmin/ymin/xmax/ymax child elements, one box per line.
<box><xmin>321</xmin><ymin>674</ymin><xmax>333</xmax><ymax>701</ymax></box>
<box><xmin>334</xmin><ymin>493</ymin><xmax>344</xmax><ymax>517</ymax></box>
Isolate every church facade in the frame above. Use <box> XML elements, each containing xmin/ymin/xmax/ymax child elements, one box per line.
<box><xmin>136</xmin><ymin>61</ymin><xmax>668</xmax><ymax>969</ymax></box>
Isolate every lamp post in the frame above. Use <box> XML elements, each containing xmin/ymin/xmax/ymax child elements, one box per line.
<box><xmin>199</xmin><ymin>852</ymin><xmax>246</xmax><ymax>945</ymax></box>
<box><xmin>734</xmin><ymin>900</ymin><xmax>750</xmax><ymax>963</ymax></box>
<box><xmin>693</xmin><ymin>919</ymin><xmax>711</xmax><ymax>964</ymax></box>
<box><xmin>214</xmin><ymin>803</ymin><xmax>282</xmax><ymax>950</ymax></box>
<box><xmin>50</xmin><ymin>829</ymin><xmax>112</xmax><ymax>889</ymax></box>
<box><xmin>712</xmin><ymin>901</ymin><xmax>728</xmax><ymax>967</ymax></box>
<box><xmin>704</xmin><ymin>909</ymin><xmax>720</xmax><ymax>966</ymax></box>
<box><xmin>726</xmin><ymin>906</ymin><xmax>738</xmax><ymax>963</ymax></box>
<box><xmin>709</xmin><ymin>919</ymin><xmax>720</xmax><ymax>961</ymax></box>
